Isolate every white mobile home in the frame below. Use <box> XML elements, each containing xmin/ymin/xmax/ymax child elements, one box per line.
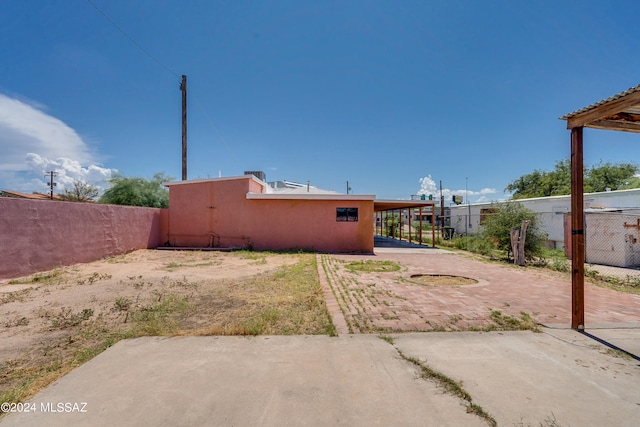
<box><xmin>450</xmin><ymin>188</ymin><xmax>640</xmax><ymax>249</ymax></box>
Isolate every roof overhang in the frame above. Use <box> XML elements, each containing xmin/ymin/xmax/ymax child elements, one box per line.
<box><xmin>246</xmin><ymin>193</ymin><xmax>375</xmax><ymax>201</ymax></box>
<box><xmin>374</xmin><ymin>199</ymin><xmax>436</xmax><ymax>211</ymax></box>
<box><xmin>561</xmin><ymin>84</ymin><xmax>640</xmax><ymax>133</ymax></box>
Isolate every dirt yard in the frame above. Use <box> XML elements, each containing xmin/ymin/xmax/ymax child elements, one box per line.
<box><xmin>1</xmin><ymin>249</ymin><xmax>334</xmax><ymax>405</ymax></box>
<box><xmin>1</xmin><ymin>250</ymin><xmax>296</xmax><ymax>358</ymax></box>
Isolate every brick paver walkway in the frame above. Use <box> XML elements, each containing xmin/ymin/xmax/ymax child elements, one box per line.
<box><xmin>317</xmin><ymin>248</ymin><xmax>640</xmax><ymax>334</ymax></box>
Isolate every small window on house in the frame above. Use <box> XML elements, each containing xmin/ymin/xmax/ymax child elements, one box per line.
<box><xmin>337</xmin><ymin>207</ymin><xmax>358</xmax><ymax>222</ymax></box>
<box><xmin>480</xmin><ymin>208</ymin><xmax>498</xmax><ymax>224</ymax></box>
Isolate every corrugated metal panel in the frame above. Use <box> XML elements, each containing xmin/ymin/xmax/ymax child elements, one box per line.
<box><xmin>560</xmin><ymin>83</ymin><xmax>640</xmax><ymax>119</ymax></box>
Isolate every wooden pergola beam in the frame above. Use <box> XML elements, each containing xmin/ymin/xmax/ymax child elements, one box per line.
<box><xmin>566</xmin><ymin>89</ymin><xmax>640</xmax><ymax>129</ymax></box>
<box><xmin>586</xmin><ymin>120</ymin><xmax>640</xmax><ymax>133</ymax></box>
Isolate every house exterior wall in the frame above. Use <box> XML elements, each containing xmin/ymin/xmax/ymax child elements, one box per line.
<box><xmin>167</xmin><ymin>177</ymin><xmax>258</xmax><ymax>248</ymax></box>
<box><xmin>165</xmin><ymin>177</ymin><xmax>374</xmax><ymax>253</ymax></box>
<box><xmin>244</xmin><ymin>198</ymin><xmax>373</xmax><ymax>252</ymax></box>
<box><xmin>0</xmin><ymin>198</ymin><xmax>167</xmax><ymax>279</ymax></box>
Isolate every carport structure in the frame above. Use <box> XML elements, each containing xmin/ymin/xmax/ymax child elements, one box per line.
<box><xmin>562</xmin><ymin>83</ymin><xmax>640</xmax><ymax>330</ymax></box>
<box><xmin>374</xmin><ymin>199</ymin><xmax>437</xmax><ymax>246</ymax></box>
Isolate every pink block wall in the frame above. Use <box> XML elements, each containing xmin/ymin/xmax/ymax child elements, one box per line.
<box><xmin>166</xmin><ymin>177</ymin><xmax>374</xmax><ymax>253</ymax></box>
<box><xmin>0</xmin><ymin>198</ymin><xmax>167</xmax><ymax>279</ymax></box>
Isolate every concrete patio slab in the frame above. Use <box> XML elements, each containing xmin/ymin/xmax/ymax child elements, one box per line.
<box><xmin>0</xmin><ymin>335</ymin><xmax>486</xmax><ymax>427</ymax></box>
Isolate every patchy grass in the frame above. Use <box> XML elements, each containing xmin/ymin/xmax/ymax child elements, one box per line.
<box><xmin>344</xmin><ymin>260</ymin><xmax>401</xmax><ymax>273</ymax></box>
<box><xmin>0</xmin><ymin>288</ymin><xmax>33</xmax><ymax>305</ymax></box>
<box><xmin>187</xmin><ymin>255</ymin><xmax>336</xmax><ymax>336</ymax></box>
<box><xmin>377</xmin><ymin>337</ymin><xmax>497</xmax><ymax>427</ymax></box>
<box><xmin>75</xmin><ymin>272</ymin><xmax>112</xmax><ymax>286</ymax></box>
<box><xmin>163</xmin><ymin>261</ymin><xmax>221</xmax><ymax>272</ymax></box>
<box><xmin>604</xmin><ymin>348</ymin><xmax>635</xmax><ymax>360</ymax></box>
<box><xmin>8</xmin><ymin>269</ymin><xmax>65</xmax><ymax>285</ymax></box>
<box><xmin>130</xmin><ymin>294</ymin><xmax>192</xmax><ymax>336</ymax></box>
<box><xmin>486</xmin><ymin>310</ymin><xmax>541</xmax><ymax>333</ymax></box>
<box><xmin>403</xmin><ymin>352</ymin><xmax>496</xmax><ymax>426</ymax></box>
<box><xmin>585</xmin><ymin>269</ymin><xmax>640</xmax><ymax>295</ymax></box>
<box><xmin>514</xmin><ymin>413</ymin><xmax>563</xmax><ymax>427</ymax></box>
<box><xmin>49</xmin><ymin>308</ymin><xmax>94</xmax><ymax>329</ymax></box>
<box><xmin>0</xmin><ymin>252</ymin><xmax>335</xmax><ymax>416</ymax></box>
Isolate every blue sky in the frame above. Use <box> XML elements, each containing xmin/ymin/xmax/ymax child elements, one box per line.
<box><xmin>2</xmin><ymin>0</ymin><xmax>640</xmax><ymax>202</ymax></box>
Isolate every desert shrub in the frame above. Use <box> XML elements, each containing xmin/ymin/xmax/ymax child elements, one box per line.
<box><xmin>481</xmin><ymin>202</ymin><xmax>547</xmax><ymax>261</ymax></box>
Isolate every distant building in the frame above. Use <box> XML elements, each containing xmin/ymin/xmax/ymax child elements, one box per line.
<box><xmin>0</xmin><ymin>190</ymin><xmax>63</xmax><ymax>201</ymax></box>
<box><xmin>164</xmin><ymin>175</ymin><xmax>375</xmax><ymax>252</ymax></box>
<box><xmin>450</xmin><ymin>188</ymin><xmax>640</xmax><ymax>249</ymax></box>
<box><xmin>163</xmin><ymin>173</ymin><xmax>435</xmax><ymax>253</ymax></box>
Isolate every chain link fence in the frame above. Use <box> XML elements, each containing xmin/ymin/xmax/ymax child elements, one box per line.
<box><xmin>583</xmin><ymin>211</ymin><xmax>640</xmax><ymax>268</ymax></box>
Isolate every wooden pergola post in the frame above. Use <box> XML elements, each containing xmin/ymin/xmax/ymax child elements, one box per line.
<box><xmin>562</xmin><ymin>84</ymin><xmax>640</xmax><ymax>331</ymax></box>
<box><xmin>571</xmin><ymin>127</ymin><xmax>585</xmax><ymax>330</ymax></box>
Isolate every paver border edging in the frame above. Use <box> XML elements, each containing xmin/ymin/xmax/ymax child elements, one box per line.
<box><xmin>316</xmin><ymin>254</ymin><xmax>350</xmax><ymax>335</ymax></box>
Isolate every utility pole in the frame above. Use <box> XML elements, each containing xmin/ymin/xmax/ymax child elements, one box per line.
<box><xmin>180</xmin><ymin>75</ymin><xmax>187</xmax><ymax>181</ymax></box>
<box><xmin>466</xmin><ymin>177</ymin><xmax>471</xmax><ymax>229</ymax></box>
<box><xmin>346</xmin><ymin>181</ymin><xmax>352</xmax><ymax>194</ymax></box>
<box><xmin>45</xmin><ymin>171</ymin><xmax>57</xmax><ymax>199</ymax></box>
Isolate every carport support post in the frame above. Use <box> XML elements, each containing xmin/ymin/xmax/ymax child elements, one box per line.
<box><xmin>571</xmin><ymin>126</ymin><xmax>585</xmax><ymax>330</ymax></box>
<box><xmin>384</xmin><ymin>211</ymin><xmax>388</xmax><ymax>237</ymax></box>
<box><xmin>419</xmin><ymin>206</ymin><xmax>423</xmax><ymax>244</ymax></box>
<box><xmin>431</xmin><ymin>205</ymin><xmax>435</xmax><ymax>247</ymax></box>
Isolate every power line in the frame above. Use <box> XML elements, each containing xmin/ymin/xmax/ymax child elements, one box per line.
<box><xmin>85</xmin><ymin>0</ymin><xmax>240</xmax><ymax>173</ymax></box>
<box><xmin>85</xmin><ymin>0</ymin><xmax>179</xmax><ymax>78</ymax></box>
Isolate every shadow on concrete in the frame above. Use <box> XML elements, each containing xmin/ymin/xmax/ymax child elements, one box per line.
<box><xmin>373</xmin><ymin>235</ymin><xmax>434</xmax><ymax>249</ymax></box>
<box><xmin>581</xmin><ymin>329</ymin><xmax>640</xmax><ymax>362</ymax></box>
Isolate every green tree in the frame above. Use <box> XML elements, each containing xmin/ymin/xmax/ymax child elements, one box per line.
<box><xmin>481</xmin><ymin>202</ymin><xmax>547</xmax><ymax>261</ymax></box>
<box><xmin>584</xmin><ymin>161</ymin><xmax>638</xmax><ymax>193</ymax></box>
<box><xmin>505</xmin><ymin>159</ymin><xmax>638</xmax><ymax>199</ymax></box>
<box><xmin>619</xmin><ymin>175</ymin><xmax>640</xmax><ymax>189</ymax></box>
<box><xmin>59</xmin><ymin>180</ymin><xmax>99</xmax><ymax>202</ymax></box>
<box><xmin>98</xmin><ymin>173</ymin><xmax>172</xmax><ymax>208</ymax></box>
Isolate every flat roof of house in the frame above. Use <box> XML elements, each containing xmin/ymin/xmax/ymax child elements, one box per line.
<box><xmin>163</xmin><ymin>176</ymin><xmax>437</xmax><ymax>210</ymax></box>
<box><xmin>163</xmin><ymin>175</ymin><xmax>263</xmax><ymax>187</ymax></box>
<box><xmin>246</xmin><ymin>193</ymin><xmax>375</xmax><ymax>201</ymax></box>
<box><xmin>374</xmin><ymin>199</ymin><xmax>436</xmax><ymax>211</ymax></box>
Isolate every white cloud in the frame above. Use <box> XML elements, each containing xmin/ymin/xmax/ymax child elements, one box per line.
<box><xmin>417</xmin><ymin>175</ymin><xmax>497</xmax><ymax>204</ymax></box>
<box><xmin>26</xmin><ymin>153</ymin><xmax>115</xmax><ymax>192</ymax></box>
<box><xmin>0</xmin><ymin>93</ymin><xmax>116</xmax><ymax>192</ymax></box>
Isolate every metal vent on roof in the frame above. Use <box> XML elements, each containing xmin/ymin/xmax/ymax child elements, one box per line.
<box><xmin>244</xmin><ymin>171</ymin><xmax>266</xmax><ymax>181</ymax></box>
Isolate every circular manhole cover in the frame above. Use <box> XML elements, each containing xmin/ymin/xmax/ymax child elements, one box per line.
<box><xmin>409</xmin><ymin>274</ymin><xmax>478</xmax><ymax>286</ymax></box>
